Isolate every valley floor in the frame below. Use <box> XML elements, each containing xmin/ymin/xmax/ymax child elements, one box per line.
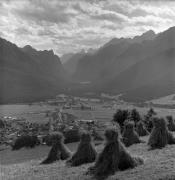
<box><xmin>1</xmin><ymin>135</ymin><xmax>175</xmax><ymax>180</ymax></box>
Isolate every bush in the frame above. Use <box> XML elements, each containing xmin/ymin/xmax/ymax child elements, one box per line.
<box><xmin>63</xmin><ymin>128</ymin><xmax>81</xmax><ymax>144</ymax></box>
<box><xmin>144</xmin><ymin>108</ymin><xmax>157</xmax><ymax>132</ymax></box>
<box><xmin>12</xmin><ymin>135</ymin><xmax>40</xmax><ymax>150</ymax></box>
<box><xmin>147</xmin><ymin>108</ymin><xmax>157</xmax><ymax>117</ymax></box>
<box><xmin>42</xmin><ymin>127</ymin><xmax>81</xmax><ymax>145</ymax></box>
<box><xmin>130</xmin><ymin>109</ymin><xmax>141</xmax><ymax>124</ymax></box>
<box><xmin>166</xmin><ymin>115</ymin><xmax>173</xmax><ymax>122</ymax></box>
<box><xmin>113</xmin><ymin>109</ymin><xmax>129</xmax><ymax>131</ymax></box>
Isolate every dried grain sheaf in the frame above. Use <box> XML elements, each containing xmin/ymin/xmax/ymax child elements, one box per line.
<box><xmin>67</xmin><ymin>131</ymin><xmax>97</xmax><ymax>166</ymax></box>
<box><xmin>122</xmin><ymin>121</ymin><xmax>144</xmax><ymax>147</ymax></box>
<box><xmin>41</xmin><ymin>132</ymin><xmax>72</xmax><ymax>164</ymax></box>
<box><xmin>88</xmin><ymin>127</ymin><xmax>144</xmax><ymax>179</ymax></box>
<box><xmin>148</xmin><ymin>117</ymin><xmax>175</xmax><ymax>149</ymax></box>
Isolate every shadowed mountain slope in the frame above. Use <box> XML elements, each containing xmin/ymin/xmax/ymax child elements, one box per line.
<box><xmin>0</xmin><ymin>38</ymin><xmax>67</xmax><ymax>103</ymax></box>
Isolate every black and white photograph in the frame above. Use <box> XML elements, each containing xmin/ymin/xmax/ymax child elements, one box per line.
<box><xmin>0</xmin><ymin>0</ymin><xmax>175</xmax><ymax>179</ymax></box>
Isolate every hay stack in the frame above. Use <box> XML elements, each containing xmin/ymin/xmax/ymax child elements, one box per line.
<box><xmin>67</xmin><ymin>131</ymin><xmax>97</xmax><ymax>166</ymax></box>
<box><xmin>136</xmin><ymin>121</ymin><xmax>149</xmax><ymax>136</ymax></box>
<box><xmin>12</xmin><ymin>135</ymin><xmax>40</xmax><ymax>150</ymax></box>
<box><xmin>41</xmin><ymin>132</ymin><xmax>72</xmax><ymax>164</ymax></box>
<box><xmin>148</xmin><ymin>117</ymin><xmax>175</xmax><ymax>149</ymax></box>
<box><xmin>122</xmin><ymin>121</ymin><xmax>143</xmax><ymax>147</ymax></box>
<box><xmin>88</xmin><ymin>128</ymin><xmax>143</xmax><ymax>179</ymax></box>
<box><xmin>167</xmin><ymin>116</ymin><xmax>175</xmax><ymax>132</ymax></box>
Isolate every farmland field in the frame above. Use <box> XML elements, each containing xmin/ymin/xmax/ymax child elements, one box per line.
<box><xmin>1</xmin><ymin>135</ymin><xmax>175</xmax><ymax>180</ymax></box>
<box><xmin>1</xmin><ymin>101</ymin><xmax>175</xmax><ymax>180</ymax></box>
<box><xmin>0</xmin><ymin>104</ymin><xmax>58</xmax><ymax>123</ymax></box>
<box><xmin>1</xmin><ymin>102</ymin><xmax>175</xmax><ymax>124</ymax></box>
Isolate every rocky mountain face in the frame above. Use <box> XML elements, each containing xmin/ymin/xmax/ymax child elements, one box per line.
<box><xmin>0</xmin><ymin>39</ymin><xmax>67</xmax><ymax>103</ymax></box>
<box><xmin>73</xmin><ymin>30</ymin><xmax>157</xmax><ymax>82</ymax></box>
<box><xmin>71</xmin><ymin>27</ymin><xmax>175</xmax><ymax>101</ymax></box>
<box><xmin>21</xmin><ymin>45</ymin><xmax>66</xmax><ymax>81</ymax></box>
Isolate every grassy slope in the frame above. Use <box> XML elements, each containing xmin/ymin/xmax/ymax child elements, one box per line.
<box><xmin>1</xmin><ymin>135</ymin><xmax>175</xmax><ymax>180</ymax></box>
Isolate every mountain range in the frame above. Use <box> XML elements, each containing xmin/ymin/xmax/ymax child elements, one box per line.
<box><xmin>63</xmin><ymin>27</ymin><xmax>175</xmax><ymax>102</ymax></box>
<box><xmin>0</xmin><ymin>26</ymin><xmax>175</xmax><ymax>103</ymax></box>
<box><xmin>73</xmin><ymin>29</ymin><xmax>157</xmax><ymax>82</ymax></box>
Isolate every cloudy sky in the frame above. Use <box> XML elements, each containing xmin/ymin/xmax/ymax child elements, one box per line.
<box><xmin>0</xmin><ymin>0</ymin><xmax>175</xmax><ymax>56</ymax></box>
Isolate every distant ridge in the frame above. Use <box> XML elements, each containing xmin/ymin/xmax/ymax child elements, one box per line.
<box><xmin>70</xmin><ymin>27</ymin><xmax>175</xmax><ymax>102</ymax></box>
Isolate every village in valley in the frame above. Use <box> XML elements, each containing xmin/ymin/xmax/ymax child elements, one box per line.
<box><xmin>1</xmin><ymin>93</ymin><xmax>175</xmax><ymax>149</ymax></box>
<box><xmin>0</xmin><ymin>93</ymin><xmax>119</xmax><ymax>148</ymax></box>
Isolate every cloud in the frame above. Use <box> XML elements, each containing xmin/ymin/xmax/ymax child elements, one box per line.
<box><xmin>0</xmin><ymin>0</ymin><xmax>175</xmax><ymax>55</ymax></box>
<box><xmin>91</xmin><ymin>11</ymin><xmax>128</xmax><ymax>23</ymax></box>
<box><xmin>12</xmin><ymin>1</ymin><xmax>75</xmax><ymax>25</ymax></box>
<box><xmin>14</xmin><ymin>27</ymin><xmax>33</xmax><ymax>35</ymax></box>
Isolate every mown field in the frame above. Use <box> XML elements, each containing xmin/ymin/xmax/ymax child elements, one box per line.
<box><xmin>1</xmin><ymin>135</ymin><xmax>175</xmax><ymax>180</ymax></box>
<box><xmin>1</xmin><ymin>102</ymin><xmax>175</xmax><ymax>180</ymax></box>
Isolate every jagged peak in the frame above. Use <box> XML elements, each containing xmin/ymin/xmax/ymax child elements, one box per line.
<box><xmin>43</xmin><ymin>49</ymin><xmax>54</xmax><ymax>55</ymax></box>
<box><xmin>22</xmin><ymin>45</ymin><xmax>56</xmax><ymax>56</ymax></box>
<box><xmin>23</xmin><ymin>45</ymin><xmax>34</xmax><ymax>50</ymax></box>
<box><xmin>143</xmin><ymin>29</ymin><xmax>155</xmax><ymax>35</ymax></box>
